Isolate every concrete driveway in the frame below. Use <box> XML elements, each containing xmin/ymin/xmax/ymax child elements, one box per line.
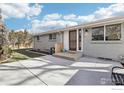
<box><xmin>0</xmin><ymin>55</ymin><xmax>122</xmax><ymax>85</ymax></box>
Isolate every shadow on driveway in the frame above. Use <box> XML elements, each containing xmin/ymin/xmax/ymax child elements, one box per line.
<box><xmin>0</xmin><ymin>58</ymin><xmax>113</xmax><ymax>85</ymax></box>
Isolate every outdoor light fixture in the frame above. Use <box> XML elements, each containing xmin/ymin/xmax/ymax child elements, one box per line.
<box><xmin>85</xmin><ymin>29</ymin><xmax>88</xmax><ymax>32</ymax></box>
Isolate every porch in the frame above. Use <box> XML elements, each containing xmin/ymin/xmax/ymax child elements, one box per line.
<box><xmin>54</xmin><ymin>28</ymin><xmax>84</xmax><ymax>61</ymax></box>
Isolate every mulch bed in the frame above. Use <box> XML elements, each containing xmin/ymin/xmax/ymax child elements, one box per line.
<box><xmin>30</xmin><ymin>49</ymin><xmax>51</xmax><ymax>55</ymax></box>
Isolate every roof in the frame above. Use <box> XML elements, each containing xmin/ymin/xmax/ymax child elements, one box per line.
<box><xmin>33</xmin><ymin>16</ymin><xmax>124</xmax><ymax>36</ymax></box>
<box><xmin>34</xmin><ymin>28</ymin><xmax>64</xmax><ymax>36</ymax></box>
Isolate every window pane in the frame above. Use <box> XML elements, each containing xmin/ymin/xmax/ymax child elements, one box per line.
<box><xmin>36</xmin><ymin>36</ymin><xmax>40</xmax><ymax>41</ymax></box>
<box><xmin>49</xmin><ymin>33</ymin><xmax>56</xmax><ymax>40</ymax></box>
<box><xmin>92</xmin><ymin>26</ymin><xmax>104</xmax><ymax>41</ymax></box>
<box><xmin>106</xmin><ymin>24</ymin><xmax>121</xmax><ymax>40</ymax></box>
<box><xmin>49</xmin><ymin>34</ymin><xmax>52</xmax><ymax>40</ymax></box>
<box><xmin>78</xmin><ymin>29</ymin><xmax>81</xmax><ymax>50</ymax></box>
<box><xmin>52</xmin><ymin>33</ymin><xmax>56</xmax><ymax>39</ymax></box>
<box><xmin>106</xmin><ymin>24</ymin><xmax>121</xmax><ymax>41</ymax></box>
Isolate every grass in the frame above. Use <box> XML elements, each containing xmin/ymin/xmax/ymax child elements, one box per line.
<box><xmin>11</xmin><ymin>48</ymin><xmax>44</xmax><ymax>61</ymax></box>
<box><xmin>12</xmin><ymin>52</ymin><xmax>29</xmax><ymax>61</ymax></box>
<box><xmin>0</xmin><ymin>48</ymin><xmax>44</xmax><ymax>64</ymax></box>
<box><xmin>13</xmin><ymin>48</ymin><xmax>44</xmax><ymax>58</ymax></box>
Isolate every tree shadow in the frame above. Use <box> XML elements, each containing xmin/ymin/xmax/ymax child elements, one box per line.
<box><xmin>65</xmin><ymin>70</ymin><xmax>112</xmax><ymax>85</ymax></box>
<box><xmin>0</xmin><ymin>58</ymin><xmax>113</xmax><ymax>85</ymax></box>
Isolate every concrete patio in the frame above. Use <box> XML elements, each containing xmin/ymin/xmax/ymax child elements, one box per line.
<box><xmin>0</xmin><ymin>55</ymin><xmax>122</xmax><ymax>85</ymax></box>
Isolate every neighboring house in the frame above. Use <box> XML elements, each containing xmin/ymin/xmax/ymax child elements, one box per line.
<box><xmin>33</xmin><ymin>16</ymin><xmax>124</xmax><ymax>61</ymax></box>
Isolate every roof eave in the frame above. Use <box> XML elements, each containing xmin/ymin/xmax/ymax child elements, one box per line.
<box><xmin>33</xmin><ymin>16</ymin><xmax>124</xmax><ymax>36</ymax></box>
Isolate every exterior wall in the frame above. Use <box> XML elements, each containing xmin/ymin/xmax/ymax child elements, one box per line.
<box><xmin>33</xmin><ymin>17</ymin><xmax>124</xmax><ymax>61</ymax></box>
<box><xmin>63</xmin><ymin>30</ymin><xmax>69</xmax><ymax>50</ymax></box>
<box><xmin>83</xmin><ymin>22</ymin><xmax>124</xmax><ymax>60</ymax></box>
<box><xmin>33</xmin><ymin>32</ymin><xmax>63</xmax><ymax>50</ymax></box>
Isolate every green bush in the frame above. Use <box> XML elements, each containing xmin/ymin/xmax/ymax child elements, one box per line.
<box><xmin>2</xmin><ymin>45</ymin><xmax>12</xmax><ymax>58</ymax></box>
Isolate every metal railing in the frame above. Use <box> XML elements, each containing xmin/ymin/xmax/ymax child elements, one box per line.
<box><xmin>111</xmin><ymin>66</ymin><xmax>124</xmax><ymax>85</ymax></box>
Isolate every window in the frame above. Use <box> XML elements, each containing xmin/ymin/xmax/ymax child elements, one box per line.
<box><xmin>91</xmin><ymin>23</ymin><xmax>121</xmax><ymax>41</ymax></box>
<box><xmin>106</xmin><ymin>24</ymin><xmax>121</xmax><ymax>41</ymax></box>
<box><xmin>36</xmin><ymin>36</ymin><xmax>40</xmax><ymax>41</ymax></box>
<box><xmin>49</xmin><ymin>33</ymin><xmax>56</xmax><ymax>40</ymax></box>
<box><xmin>52</xmin><ymin>33</ymin><xmax>56</xmax><ymax>39</ymax></box>
<box><xmin>92</xmin><ymin>26</ymin><xmax>104</xmax><ymax>41</ymax></box>
<box><xmin>78</xmin><ymin>29</ymin><xmax>81</xmax><ymax>50</ymax></box>
<box><xmin>49</xmin><ymin>34</ymin><xmax>52</xmax><ymax>40</ymax></box>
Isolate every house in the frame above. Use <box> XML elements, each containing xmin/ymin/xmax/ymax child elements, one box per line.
<box><xmin>33</xmin><ymin>16</ymin><xmax>124</xmax><ymax>61</ymax></box>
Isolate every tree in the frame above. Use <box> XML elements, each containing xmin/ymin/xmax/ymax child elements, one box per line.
<box><xmin>8</xmin><ymin>29</ymin><xmax>33</xmax><ymax>49</ymax></box>
<box><xmin>9</xmin><ymin>30</ymin><xmax>16</xmax><ymax>49</ymax></box>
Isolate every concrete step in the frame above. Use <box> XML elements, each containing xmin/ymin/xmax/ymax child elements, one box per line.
<box><xmin>53</xmin><ymin>54</ymin><xmax>75</xmax><ymax>61</ymax></box>
<box><xmin>53</xmin><ymin>52</ymin><xmax>83</xmax><ymax>61</ymax></box>
<box><xmin>68</xmin><ymin>51</ymin><xmax>77</xmax><ymax>54</ymax></box>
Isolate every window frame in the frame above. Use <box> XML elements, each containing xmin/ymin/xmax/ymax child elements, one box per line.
<box><xmin>49</xmin><ymin>33</ymin><xmax>57</xmax><ymax>40</ymax></box>
<box><xmin>105</xmin><ymin>24</ymin><xmax>121</xmax><ymax>41</ymax></box>
<box><xmin>49</xmin><ymin>34</ymin><xmax>52</xmax><ymax>40</ymax></box>
<box><xmin>36</xmin><ymin>36</ymin><xmax>40</xmax><ymax>41</ymax></box>
<box><xmin>91</xmin><ymin>23</ymin><xmax>122</xmax><ymax>43</ymax></box>
<box><xmin>91</xmin><ymin>26</ymin><xmax>104</xmax><ymax>41</ymax></box>
<box><xmin>78</xmin><ymin>29</ymin><xmax>82</xmax><ymax>50</ymax></box>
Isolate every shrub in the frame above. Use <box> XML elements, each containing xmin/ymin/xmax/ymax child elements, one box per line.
<box><xmin>2</xmin><ymin>45</ymin><xmax>12</xmax><ymax>58</ymax></box>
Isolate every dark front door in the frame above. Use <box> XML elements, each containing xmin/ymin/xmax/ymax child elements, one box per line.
<box><xmin>69</xmin><ymin>30</ymin><xmax>77</xmax><ymax>51</ymax></box>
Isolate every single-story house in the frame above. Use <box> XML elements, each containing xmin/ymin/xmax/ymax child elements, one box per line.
<box><xmin>33</xmin><ymin>16</ymin><xmax>124</xmax><ymax>61</ymax></box>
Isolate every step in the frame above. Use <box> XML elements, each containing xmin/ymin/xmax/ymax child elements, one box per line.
<box><xmin>53</xmin><ymin>52</ymin><xmax>83</xmax><ymax>61</ymax></box>
<box><xmin>53</xmin><ymin>54</ymin><xmax>75</xmax><ymax>61</ymax></box>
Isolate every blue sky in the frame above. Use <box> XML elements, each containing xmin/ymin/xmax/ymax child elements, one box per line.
<box><xmin>1</xmin><ymin>3</ymin><xmax>124</xmax><ymax>33</ymax></box>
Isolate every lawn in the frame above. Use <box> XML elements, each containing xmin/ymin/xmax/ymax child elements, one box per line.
<box><xmin>11</xmin><ymin>48</ymin><xmax>44</xmax><ymax>61</ymax></box>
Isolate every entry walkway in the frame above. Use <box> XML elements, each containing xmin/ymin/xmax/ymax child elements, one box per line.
<box><xmin>0</xmin><ymin>55</ymin><xmax>122</xmax><ymax>85</ymax></box>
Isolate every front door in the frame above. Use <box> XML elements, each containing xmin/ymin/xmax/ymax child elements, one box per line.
<box><xmin>69</xmin><ymin>30</ymin><xmax>77</xmax><ymax>51</ymax></box>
